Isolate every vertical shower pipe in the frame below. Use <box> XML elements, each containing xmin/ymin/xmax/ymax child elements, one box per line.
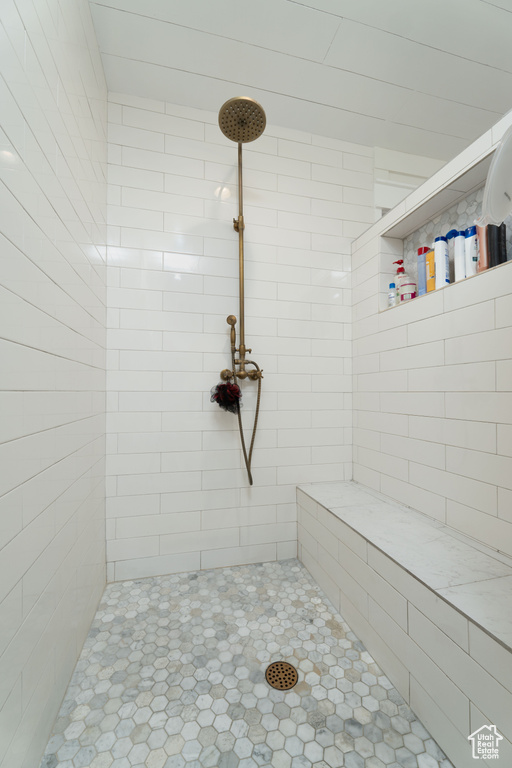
<box><xmin>236</xmin><ymin>139</ymin><xmax>247</xmax><ymax>376</ymax></box>
<box><xmin>217</xmin><ymin>97</ymin><xmax>265</xmax><ymax>484</ymax></box>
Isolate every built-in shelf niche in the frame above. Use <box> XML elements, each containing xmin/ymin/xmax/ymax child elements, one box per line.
<box><xmin>383</xmin><ymin>151</ymin><xmax>494</xmax><ymax>240</ymax></box>
<box><xmin>377</xmin><ymin>147</ymin><xmax>512</xmax><ymax>311</ymax></box>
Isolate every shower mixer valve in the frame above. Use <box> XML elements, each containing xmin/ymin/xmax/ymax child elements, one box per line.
<box><xmin>220</xmin><ymin>364</ymin><xmax>263</xmax><ymax>381</ymax></box>
<box><xmin>220</xmin><ymin>315</ymin><xmax>263</xmax><ymax>382</ymax></box>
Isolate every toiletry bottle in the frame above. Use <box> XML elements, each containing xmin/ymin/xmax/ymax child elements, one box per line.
<box><xmin>476</xmin><ymin>224</ymin><xmax>489</xmax><ymax>272</ymax></box>
<box><xmin>426</xmin><ymin>249</ymin><xmax>435</xmax><ymax>292</ymax></box>
<box><xmin>446</xmin><ymin>229</ymin><xmax>457</xmax><ymax>283</ymax></box>
<box><xmin>499</xmin><ymin>222</ymin><xmax>508</xmax><ymax>263</ymax></box>
<box><xmin>388</xmin><ymin>282</ymin><xmax>397</xmax><ymax>307</ymax></box>
<box><xmin>487</xmin><ymin>224</ymin><xmax>500</xmax><ymax>268</ymax></box>
<box><xmin>453</xmin><ymin>230</ymin><xmax>466</xmax><ymax>282</ymax></box>
<box><xmin>417</xmin><ymin>247</ymin><xmax>429</xmax><ymax>296</ymax></box>
<box><xmin>465</xmin><ymin>226</ymin><xmax>478</xmax><ymax>277</ymax></box>
<box><xmin>393</xmin><ymin>260</ymin><xmax>417</xmax><ymax>302</ymax></box>
<box><xmin>434</xmin><ymin>236</ymin><xmax>449</xmax><ymax>289</ymax></box>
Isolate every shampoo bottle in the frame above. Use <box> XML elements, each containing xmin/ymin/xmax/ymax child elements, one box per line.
<box><xmin>465</xmin><ymin>226</ymin><xmax>478</xmax><ymax>277</ymax></box>
<box><xmin>434</xmin><ymin>236</ymin><xmax>449</xmax><ymax>289</ymax></box>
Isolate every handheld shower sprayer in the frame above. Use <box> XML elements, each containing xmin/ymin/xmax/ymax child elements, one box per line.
<box><xmin>210</xmin><ymin>97</ymin><xmax>266</xmax><ymax>485</ymax></box>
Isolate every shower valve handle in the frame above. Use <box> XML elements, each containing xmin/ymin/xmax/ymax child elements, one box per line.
<box><xmin>233</xmin><ymin>215</ymin><xmax>245</xmax><ymax>232</ymax></box>
<box><xmin>226</xmin><ymin>315</ymin><xmax>237</xmax><ymax>351</ymax></box>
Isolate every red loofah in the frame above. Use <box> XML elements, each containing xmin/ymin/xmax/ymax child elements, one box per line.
<box><xmin>210</xmin><ymin>381</ymin><xmax>242</xmax><ymax>413</ymax></box>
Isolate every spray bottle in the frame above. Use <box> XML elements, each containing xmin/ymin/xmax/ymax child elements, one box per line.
<box><xmin>393</xmin><ymin>260</ymin><xmax>417</xmax><ymax>302</ymax></box>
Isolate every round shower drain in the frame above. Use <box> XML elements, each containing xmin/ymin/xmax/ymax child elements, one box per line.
<box><xmin>265</xmin><ymin>661</ymin><xmax>298</xmax><ymax>690</ymax></box>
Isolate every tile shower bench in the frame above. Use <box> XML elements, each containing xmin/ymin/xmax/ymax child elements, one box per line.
<box><xmin>297</xmin><ymin>481</ymin><xmax>512</xmax><ymax>767</ymax></box>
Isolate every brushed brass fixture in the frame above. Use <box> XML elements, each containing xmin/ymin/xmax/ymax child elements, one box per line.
<box><xmin>218</xmin><ymin>96</ymin><xmax>266</xmax><ymax>144</ymax></box>
<box><xmin>216</xmin><ymin>97</ymin><xmax>266</xmax><ymax>485</ymax></box>
<box><xmin>265</xmin><ymin>661</ymin><xmax>298</xmax><ymax>691</ymax></box>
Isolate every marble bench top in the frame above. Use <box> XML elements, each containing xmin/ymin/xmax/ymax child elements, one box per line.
<box><xmin>298</xmin><ymin>481</ymin><xmax>512</xmax><ymax>652</ymax></box>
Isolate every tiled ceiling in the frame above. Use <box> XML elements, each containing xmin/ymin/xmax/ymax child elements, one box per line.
<box><xmin>90</xmin><ymin>0</ymin><xmax>512</xmax><ymax>160</ymax></box>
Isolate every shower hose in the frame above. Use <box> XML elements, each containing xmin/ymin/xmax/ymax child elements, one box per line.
<box><xmin>231</xmin><ymin>346</ymin><xmax>262</xmax><ymax>486</ymax></box>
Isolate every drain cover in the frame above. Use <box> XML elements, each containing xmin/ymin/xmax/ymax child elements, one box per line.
<box><xmin>265</xmin><ymin>661</ymin><xmax>298</xmax><ymax>690</ymax></box>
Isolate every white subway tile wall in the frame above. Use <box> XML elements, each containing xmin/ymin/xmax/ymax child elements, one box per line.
<box><xmin>106</xmin><ymin>93</ymin><xmax>374</xmax><ymax>580</ymax></box>
<box><xmin>0</xmin><ymin>1</ymin><xmax>107</xmax><ymax>767</ymax></box>
<box><xmin>352</xmin><ymin>162</ymin><xmax>512</xmax><ymax>557</ymax></box>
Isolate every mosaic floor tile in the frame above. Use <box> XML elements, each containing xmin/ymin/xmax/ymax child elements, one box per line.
<box><xmin>39</xmin><ymin>559</ymin><xmax>455</xmax><ymax>768</ymax></box>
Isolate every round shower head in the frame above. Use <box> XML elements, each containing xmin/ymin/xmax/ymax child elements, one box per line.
<box><xmin>218</xmin><ymin>97</ymin><xmax>266</xmax><ymax>143</ymax></box>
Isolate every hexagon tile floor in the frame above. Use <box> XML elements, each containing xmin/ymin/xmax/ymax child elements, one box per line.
<box><xmin>39</xmin><ymin>559</ymin><xmax>455</xmax><ymax>768</ymax></box>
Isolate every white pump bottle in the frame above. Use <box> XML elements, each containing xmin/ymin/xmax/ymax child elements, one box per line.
<box><xmin>393</xmin><ymin>260</ymin><xmax>417</xmax><ymax>302</ymax></box>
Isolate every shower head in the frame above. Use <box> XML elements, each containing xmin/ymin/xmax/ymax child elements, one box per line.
<box><xmin>218</xmin><ymin>97</ymin><xmax>266</xmax><ymax>144</ymax></box>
